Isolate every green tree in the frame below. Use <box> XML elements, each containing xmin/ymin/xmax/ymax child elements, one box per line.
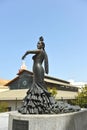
<box><xmin>72</xmin><ymin>84</ymin><xmax>87</xmax><ymax>108</ymax></box>
<box><xmin>48</xmin><ymin>87</ymin><xmax>58</xmax><ymax>98</ymax></box>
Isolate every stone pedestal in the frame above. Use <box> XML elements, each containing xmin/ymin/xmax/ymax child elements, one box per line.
<box><xmin>8</xmin><ymin>109</ymin><xmax>87</xmax><ymax>130</ymax></box>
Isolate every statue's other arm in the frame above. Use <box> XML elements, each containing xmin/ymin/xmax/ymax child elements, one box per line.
<box><xmin>22</xmin><ymin>49</ymin><xmax>41</xmax><ymax>60</ymax></box>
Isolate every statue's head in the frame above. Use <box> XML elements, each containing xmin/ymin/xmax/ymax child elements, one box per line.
<box><xmin>39</xmin><ymin>36</ymin><xmax>44</xmax><ymax>41</ymax></box>
<box><xmin>37</xmin><ymin>36</ymin><xmax>45</xmax><ymax>49</ymax></box>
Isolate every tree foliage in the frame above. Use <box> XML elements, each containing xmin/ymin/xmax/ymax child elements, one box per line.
<box><xmin>48</xmin><ymin>87</ymin><xmax>58</xmax><ymax>98</ymax></box>
<box><xmin>72</xmin><ymin>84</ymin><xmax>87</xmax><ymax>108</ymax></box>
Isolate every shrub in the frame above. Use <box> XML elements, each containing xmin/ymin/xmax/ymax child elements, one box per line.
<box><xmin>0</xmin><ymin>102</ymin><xmax>8</xmax><ymax>112</ymax></box>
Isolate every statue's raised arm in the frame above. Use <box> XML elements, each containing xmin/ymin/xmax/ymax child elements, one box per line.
<box><xmin>22</xmin><ymin>49</ymin><xmax>41</xmax><ymax>60</ymax></box>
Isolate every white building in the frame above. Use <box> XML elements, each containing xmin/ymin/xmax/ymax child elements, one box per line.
<box><xmin>69</xmin><ymin>79</ymin><xmax>87</xmax><ymax>92</ymax></box>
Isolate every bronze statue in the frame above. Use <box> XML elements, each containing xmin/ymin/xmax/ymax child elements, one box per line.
<box><xmin>18</xmin><ymin>36</ymin><xmax>80</xmax><ymax>114</ymax></box>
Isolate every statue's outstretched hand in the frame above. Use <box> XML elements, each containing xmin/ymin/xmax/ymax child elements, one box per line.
<box><xmin>22</xmin><ymin>55</ymin><xmax>25</xmax><ymax>60</ymax></box>
<box><xmin>21</xmin><ymin>51</ymin><xmax>29</xmax><ymax>60</ymax></box>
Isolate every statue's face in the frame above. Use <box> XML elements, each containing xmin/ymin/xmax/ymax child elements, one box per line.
<box><xmin>37</xmin><ymin>42</ymin><xmax>43</xmax><ymax>49</ymax></box>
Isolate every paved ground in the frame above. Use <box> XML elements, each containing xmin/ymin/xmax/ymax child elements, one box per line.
<box><xmin>0</xmin><ymin>112</ymin><xmax>10</xmax><ymax>130</ymax></box>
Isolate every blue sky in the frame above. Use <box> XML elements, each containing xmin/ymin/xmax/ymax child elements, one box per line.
<box><xmin>0</xmin><ymin>0</ymin><xmax>87</xmax><ymax>82</ymax></box>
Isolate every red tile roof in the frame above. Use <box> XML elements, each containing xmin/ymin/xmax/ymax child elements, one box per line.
<box><xmin>0</xmin><ymin>79</ymin><xmax>10</xmax><ymax>86</ymax></box>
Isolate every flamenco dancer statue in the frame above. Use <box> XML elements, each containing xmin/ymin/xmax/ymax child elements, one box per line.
<box><xmin>18</xmin><ymin>36</ymin><xmax>80</xmax><ymax>114</ymax></box>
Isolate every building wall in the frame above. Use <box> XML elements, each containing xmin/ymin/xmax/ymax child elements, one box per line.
<box><xmin>56</xmin><ymin>90</ymin><xmax>78</xmax><ymax>99</ymax></box>
<box><xmin>0</xmin><ymin>90</ymin><xmax>78</xmax><ymax>111</ymax></box>
<box><xmin>0</xmin><ymin>86</ymin><xmax>9</xmax><ymax>92</ymax></box>
<box><xmin>46</xmin><ymin>83</ymin><xmax>78</xmax><ymax>92</ymax></box>
<box><xmin>1</xmin><ymin>90</ymin><xmax>78</xmax><ymax>111</ymax></box>
<box><xmin>0</xmin><ymin>88</ymin><xmax>9</xmax><ymax>92</ymax></box>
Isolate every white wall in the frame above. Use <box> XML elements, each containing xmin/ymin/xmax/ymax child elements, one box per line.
<box><xmin>56</xmin><ymin>90</ymin><xmax>78</xmax><ymax>99</ymax></box>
